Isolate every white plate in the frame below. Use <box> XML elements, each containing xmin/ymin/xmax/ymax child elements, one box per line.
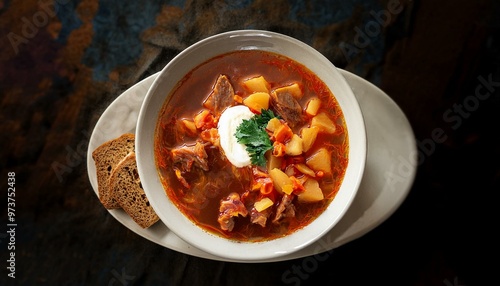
<box><xmin>86</xmin><ymin>69</ymin><xmax>417</xmax><ymax>263</ymax></box>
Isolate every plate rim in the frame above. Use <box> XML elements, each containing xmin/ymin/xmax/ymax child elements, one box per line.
<box><xmin>86</xmin><ymin>69</ymin><xmax>416</xmax><ymax>263</ymax></box>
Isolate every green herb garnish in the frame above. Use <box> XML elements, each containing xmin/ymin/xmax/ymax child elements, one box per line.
<box><xmin>235</xmin><ymin>109</ymin><xmax>279</xmax><ymax>166</ymax></box>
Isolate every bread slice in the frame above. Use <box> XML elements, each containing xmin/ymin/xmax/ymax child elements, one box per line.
<box><xmin>92</xmin><ymin>133</ymin><xmax>135</xmax><ymax>209</ymax></box>
<box><xmin>109</xmin><ymin>152</ymin><xmax>159</xmax><ymax>228</ymax></box>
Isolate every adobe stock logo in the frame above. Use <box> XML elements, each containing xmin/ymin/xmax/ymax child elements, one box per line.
<box><xmin>340</xmin><ymin>0</ymin><xmax>406</xmax><ymax>61</ymax></box>
<box><xmin>385</xmin><ymin>73</ymin><xmax>499</xmax><ymax>189</ymax></box>
<box><xmin>281</xmin><ymin>232</ymin><xmax>336</xmax><ymax>285</ymax></box>
<box><xmin>419</xmin><ymin>73</ymin><xmax>499</xmax><ymax>162</ymax></box>
<box><xmin>6</xmin><ymin>0</ymin><xmax>71</xmax><ymax>54</ymax></box>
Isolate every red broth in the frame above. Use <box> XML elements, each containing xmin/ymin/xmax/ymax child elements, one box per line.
<box><xmin>155</xmin><ymin>50</ymin><xmax>348</xmax><ymax>241</ymax></box>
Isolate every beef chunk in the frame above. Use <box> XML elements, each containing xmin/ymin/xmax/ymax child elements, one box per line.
<box><xmin>270</xmin><ymin>89</ymin><xmax>304</xmax><ymax>127</ymax></box>
<box><xmin>218</xmin><ymin>193</ymin><xmax>248</xmax><ymax>231</ymax></box>
<box><xmin>272</xmin><ymin>194</ymin><xmax>296</xmax><ymax>224</ymax></box>
<box><xmin>250</xmin><ymin>207</ymin><xmax>272</xmax><ymax>227</ymax></box>
<box><xmin>203</xmin><ymin>74</ymin><xmax>235</xmax><ymax>116</ymax></box>
<box><xmin>171</xmin><ymin>141</ymin><xmax>209</xmax><ymax>172</ymax></box>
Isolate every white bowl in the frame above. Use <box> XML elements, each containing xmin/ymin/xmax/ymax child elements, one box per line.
<box><xmin>136</xmin><ymin>30</ymin><xmax>366</xmax><ymax>261</ymax></box>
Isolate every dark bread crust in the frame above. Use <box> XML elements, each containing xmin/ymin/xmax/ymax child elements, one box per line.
<box><xmin>92</xmin><ymin>133</ymin><xmax>135</xmax><ymax>209</ymax></box>
<box><xmin>109</xmin><ymin>152</ymin><xmax>159</xmax><ymax>228</ymax></box>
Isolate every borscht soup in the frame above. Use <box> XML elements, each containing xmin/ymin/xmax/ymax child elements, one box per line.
<box><xmin>154</xmin><ymin>50</ymin><xmax>348</xmax><ymax>242</ymax></box>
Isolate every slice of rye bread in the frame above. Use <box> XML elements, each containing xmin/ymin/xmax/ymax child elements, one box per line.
<box><xmin>109</xmin><ymin>152</ymin><xmax>159</xmax><ymax>228</ymax></box>
<box><xmin>92</xmin><ymin>133</ymin><xmax>135</xmax><ymax>209</ymax></box>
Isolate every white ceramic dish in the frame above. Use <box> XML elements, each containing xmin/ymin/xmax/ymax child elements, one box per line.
<box><xmin>87</xmin><ymin>69</ymin><xmax>416</xmax><ymax>263</ymax></box>
<box><xmin>135</xmin><ymin>30</ymin><xmax>367</xmax><ymax>261</ymax></box>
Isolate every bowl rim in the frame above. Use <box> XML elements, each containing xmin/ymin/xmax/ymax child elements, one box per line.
<box><xmin>136</xmin><ymin>29</ymin><xmax>367</xmax><ymax>261</ymax></box>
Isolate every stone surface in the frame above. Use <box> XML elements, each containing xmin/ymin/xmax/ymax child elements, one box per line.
<box><xmin>0</xmin><ymin>0</ymin><xmax>499</xmax><ymax>285</ymax></box>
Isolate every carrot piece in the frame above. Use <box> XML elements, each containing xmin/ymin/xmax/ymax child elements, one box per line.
<box><xmin>272</xmin><ymin>141</ymin><xmax>286</xmax><ymax>157</ymax></box>
<box><xmin>273</xmin><ymin>123</ymin><xmax>293</xmax><ymax>143</ymax></box>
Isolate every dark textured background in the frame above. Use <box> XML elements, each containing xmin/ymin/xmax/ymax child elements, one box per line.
<box><xmin>1</xmin><ymin>0</ymin><xmax>499</xmax><ymax>285</ymax></box>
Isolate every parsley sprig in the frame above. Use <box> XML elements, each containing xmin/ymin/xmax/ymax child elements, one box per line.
<box><xmin>235</xmin><ymin>109</ymin><xmax>279</xmax><ymax>166</ymax></box>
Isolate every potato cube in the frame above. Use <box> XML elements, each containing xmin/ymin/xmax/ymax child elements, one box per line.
<box><xmin>269</xmin><ymin>168</ymin><xmax>292</xmax><ymax>194</ymax></box>
<box><xmin>305</xmin><ymin>97</ymin><xmax>321</xmax><ymax>116</ymax></box>
<box><xmin>295</xmin><ymin>163</ymin><xmax>316</xmax><ymax>177</ymax></box>
<box><xmin>180</xmin><ymin>119</ymin><xmax>197</xmax><ymax>135</ymax></box>
<box><xmin>254</xmin><ymin>197</ymin><xmax>274</xmax><ymax>212</ymax></box>
<box><xmin>298</xmin><ymin>179</ymin><xmax>324</xmax><ymax>202</ymax></box>
<box><xmin>242</xmin><ymin>76</ymin><xmax>270</xmax><ymax>93</ymax></box>
<box><xmin>311</xmin><ymin>112</ymin><xmax>336</xmax><ymax>134</ymax></box>
<box><xmin>282</xmin><ymin>184</ymin><xmax>294</xmax><ymax>195</ymax></box>
<box><xmin>267</xmin><ymin>153</ymin><xmax>283</xmax><ymax>171</ymax></box>
<box><xmin>285</xmin><ymin>134</ymin><xmax>303</xmax><ymax>156</ymax></box>
<box><xmin>306</xmin><ymin>148</ymin><xmax>331</xmax><ymax>174</ymax></box>
<box><xmin>243</xmin><ymin>92</ymin><xmax>270</xmax><ymax>112</ymax></box>
<box><xmin>300</xmin><ymin>126</ymin><xmax>319</xmax><ymax>152</ymax></box>
<box><xmin>266</xmin><ymin>117</ymin><xmax>282</xmax><ymax>132</ymax></box>
<box><xmin>273</xmin><ymin>83</ymin><xmax>302</xmax><ymax>99</ymax></box>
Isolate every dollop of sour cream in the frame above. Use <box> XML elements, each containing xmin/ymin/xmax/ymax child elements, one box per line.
<box><xmin>218</xmin><ymin>105</ymin><xmax>254</xmax><ymax>167</ymax></box>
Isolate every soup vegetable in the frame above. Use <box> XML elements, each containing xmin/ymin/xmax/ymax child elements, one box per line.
<box><xmin>155</xmin><ymin>50</ymin><xmax>348</xmax><ymax>241</ymax></box>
